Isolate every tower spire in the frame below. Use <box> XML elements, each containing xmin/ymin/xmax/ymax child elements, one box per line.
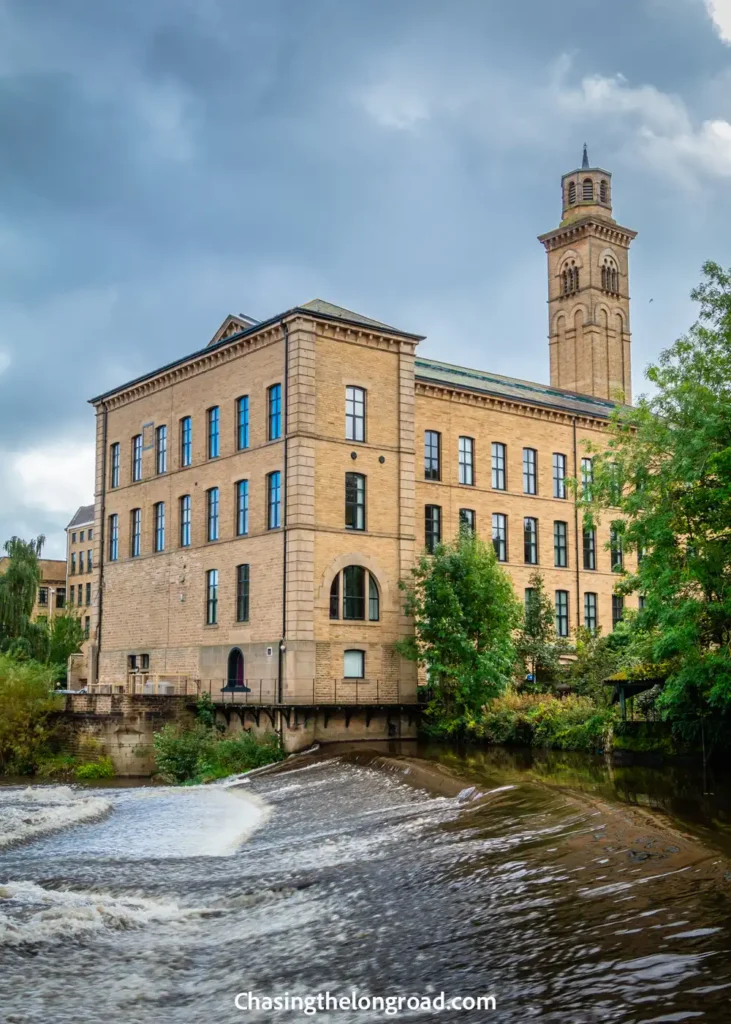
<box><xmin>582</xmin><ymin>143</ymin><xmax>589</xmax><ymax>169</ymax></box>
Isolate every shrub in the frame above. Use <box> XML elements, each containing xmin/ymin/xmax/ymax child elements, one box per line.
<box><xmin>74</xmin><ymin>756</ymin><xmax>115</xmax><ymax>780</ymax></box>
<box><xmin>36</xmin><ymin>753</ymin><xmax>79</xmax><ymax>778</ymax></box>
<box><xmin>196</xmin><ymin>732</ymin><xmax>284</xmax><ymax>782</ymax></box>
<box><xmin>0</xmin><ymin>654</ymin><xmax>57</xmax><ymax>773</ymax></box>
<box><xmin>152</xmin><ymin>722</ymin><xmax>283</xmax><ymax>784</ymax></box>
<box><xmin>474</xmin><ymin>692</ymin><xmax>616</xmax><ymax>753</ymax></box>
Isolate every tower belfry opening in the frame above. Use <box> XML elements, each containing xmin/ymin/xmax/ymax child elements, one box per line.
<box><xmin>538</xmin><ymin>149</ymin><xmax>637</xmax><ymax>404</ymax></box>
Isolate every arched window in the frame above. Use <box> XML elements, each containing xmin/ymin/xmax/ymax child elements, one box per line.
<box><xmin>600</xmin><ymin>179</ymin><xmax>608</xmax><ymax>203</ymax></box>
<box><xmin>601</xmin><ymin>256</ymin><xmax>619</xmax><ymax>293</ymax></box>
<box><xmin>562</xmin><ymin>260</ymin><xmax>580</xmax><ymax>295</ymax></box>
<box><xmin>568</xmin><ymin>181</ymin><xmax>576</xmax><ymax>205</ymax></box>
<box><xmin>227</xmin><ymin>647</ymin><xmax>245</xmax><ymax>688</ymax></box>
<box><xmin>583</xmin><ymin>178</ymin><xmax>594</xmax><ymax>201</ymax></box>
<box><xmin>329</xmin><ymin>566</ymin><xmax>380</xmax><ymax>621</ymax></box>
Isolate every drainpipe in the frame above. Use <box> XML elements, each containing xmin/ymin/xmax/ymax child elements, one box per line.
<box><xmin>278</xmin><ymin>321</ymin><xmax>289</xmax><ymax>705</ymax></box>
<box><xmin>572</xmin><ymin>416</ymin><xmax>581</xmax><ymax>631</ymax></box>
<box><xmin>96</xmin><ymin>402</ymin><xmax>108</xmax><ymax>684</ymax></box>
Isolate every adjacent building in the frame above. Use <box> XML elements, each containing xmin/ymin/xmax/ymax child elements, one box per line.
<box><xmin>85</xmin><ymin>150</ymin><xmax>637</xmax><ymax>699</ymax></box>
<box><xmin>65</xmin><ymin>504</ymin><xmax>95</xmax><ymax>687</ymax></box>
<box><xmin>0</xmin><ymin>557</ymin><xmax>67</xmax><ymax>624</ymax></box>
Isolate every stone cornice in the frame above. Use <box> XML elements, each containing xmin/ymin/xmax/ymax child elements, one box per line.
<box><xmin>415</xmin><ymin>380</ymin><xmax>610</xmax><ymax>429</ymax></box>
<box><xmin>538</xmin><ymin>217</ymin><xmax>637</xmax><ymax>251</ymax></box>
<box><xmin>95</xmin><ymin>314</ymin><xmax>419</xmax><ymax>412</ymax></box>
<box><xmin>97</xmin><ymin>324</ymin><xmax>284</xmax><ymax>411</ymax></box>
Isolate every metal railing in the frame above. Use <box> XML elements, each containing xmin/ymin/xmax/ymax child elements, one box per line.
<box><xmin>89</xmin><ymin>677</ymin><xmax>418</xmax><ymax>705</ymax></box>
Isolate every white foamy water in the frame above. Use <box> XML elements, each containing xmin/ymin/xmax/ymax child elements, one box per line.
<box><xmin>0</xmin><ymin>785</ymin><xmax>111</xmax><ymax>850</ymax></box>
<box><xmin>0</xmin><ymin>880</ymin><xmax>190</xmax><ymax>946</ymax></box>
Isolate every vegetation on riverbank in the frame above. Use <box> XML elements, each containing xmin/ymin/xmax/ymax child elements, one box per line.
<box><xmin>152</xmin><ymin>696</ymin><xmax>284</xmax><ymax>783</ymax></box>
<box><xmin>404</xmin><ymin>264</ymin><xmax>731</xmax><ymax>757</ymax></box>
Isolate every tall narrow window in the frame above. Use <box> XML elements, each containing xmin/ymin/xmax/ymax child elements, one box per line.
<box><xmin>600</xmin><ymin>179</ymin><xmax>608</xmax><ymax>203</ymax></box>
<box><xmin>568</xmin><ymin>181</ymin><xmax>576</xmax><ymax>205</ymax></box>
<box><xmin>583</xmin><ymin>527</ymin><xmax>596</xmax><ymax>570</ymax></box>
<box><xmin>425</xmin><ymin>505</ymin><xmax>442</xmax><ymax>553</ymax></box>
<box><xmin>345</xmin><ymin>386</ymin><xmax>366</xmax><ymax>442</ymax></box>
<box><xmin>555</xmin><ymin>590</ymin><xmax>569</xmax><ymax>637</ymax></box>
<box><xmin>343</xmin><ymin>565</ymin><xmax>366</xmax><ymax>620</ymax></box>
<box><xmin>132</xmin><ymin>434</ymin><xmax>142</xmax><ymax>482</ymax></box>
<box><xmin>156</xmin><ymin>425</ymin><xmax>167</xmax><ymax>475</ymax></box>
<box><xmin>491</xmin><ymin>443</ymin><xmax>506</xmax><ymax>490</ymax></box>
<box><xmin>87</xmin><ymin>549</ymin><xmax>93</xmax><ymax>572</ymax></box>
<box><xmin>207</xmin><ymin>406</ymin><xmax>220</xmax><ymax>459</ymax></box>
<box><xmin>345</xmin><ymin>473</ymin><xmax>366</xmax><ymax>531</ymax></box>
<box><xmin>524</xmin><ymin>517</ymin><xmax>538</xmax><ymax>565</ymax></box>
<box><xmin>267</xmin><ymin>471</ymin><xmax>281</xmax><ymax>529</ymax></box>
<box><xmin>458</xmin><ymin>436</ymin><xmax>474</xmax><ymax>486</ymax></box>
<box><xmin>180</xmin><ymin>416</ymin><xmax>192</xmax><ymax>467</ymax></box>
<box><xmin>108</xmin><ymin>514</ymin><xmax>119</xmax><ymax>561</ymax></box>
<box><xmin>236</xmin><ymin>564</ymin><xmax>250</xmax><ymax>622</ymax></box>
<box><xmin>206</xmin><ymin>569</ymin><xmax>218</xmax><ymax>625</ymax></box>
<box><xmin>329</xmin><ymin>573</ymin><xmax>340</xmax><ymax>619</ymax></box>
<box><xmin>85</xmin><ymin>582</ymin><xmax>91</xmax><ymax>607</ymax></box>
<box><xmin>207</xmin><ymin>487</ymin><xmax>219</xmax><ymax>542</ymax></box>
<box><xmin>581</xmin><ymin>457</ymin><xmax>593</xmax><ymax>500</ymax></box>
<box><xmin>492</xmin><ymin>513</ymin><xmax>507</xmax><ymax>562</ymax></box>
<box><xmin>79</xmin><ymin>551</ymin><xmax>84</xmax><ymax>573</ymax></box>
<box><xmin>268</xmin><ymin>384</ymin><xmax>282</xmax><ymax>441</ymax></box>
<box><xmin>236</xmin><ymin>480</ymin><xmax>249</xmax><ymax>537</ymax></box>
<box><xmin>84</xmin><ymin>616</ymin><xmax>90</xmax><ymax>639</ymax></box>
<box><xmin>554</xmin><ymin>521</ymin><xmax>568</xmax><ymax>567</ymax></box>
<box><xmin>368</xmin><ymin>575</ymin><xmax>380</xmax><ymax>621</ymax></box>
<box><xmin>610</xmin><ymin>528</ymin><xmax>623</xmax><ymax>569</ymax></box>
<box><xmin>130</xmin><ymin>508</ymin><xmax>141</xmax><ymax>557</ymax></box>
<box><xmin>77</xmin><ymin>584</ymin><xmax>83</xmax><ymax>605</ymax></box>
<box><xmin>236</xmin><ymin>396</ymin><xmax>249</xmax><ymax>450</ymax></box>
<box><xmin>154</xmin><ymin>502</ymin><xmax>165</xmax><ymax>552</ymax></box>
<box><xmin>71</xmin><ymin>552</ymin><xmax>76</xmax><ymax>575</ymax></box>
<box><xmin>584</xmin><ymin>592</ymin><xmax>598</xmax><ymax>632</ymax></box>
<box><xmin>110</xmin><ymin>443</ymin><xmax>120</xmax><ymax>488</ymax></box>
<box><xmin>459</xmin><ymin>508</ymin><xmax>475</xmax><ymax>533</ymax></box>
<box><xmin>612</xmin><ymin>594</ymin><xmax>624</xmax><ymax>628</ymax></box>
<box><xmin>523</xmin><ymin>448</ymin><xmax>537</xmax><ymax>495</ymax></box>
<box><xmin>553</xmin><ymin>453</ymin><xmax>567</xmax><ymax>499</ymax></box>
<box><xmin>180</xmin><ymin>495</ymin><xmax>191</xmax><ymax>547</ymax></box>
<box><xmin>424</xmin><ymin>431</ymin><xmax>441</xmax><ymax>481</ymax></box>
<box><xmin>583</xmin><ymin>177</ymin><xmax>594</xmax><ymax>201</ymax></box>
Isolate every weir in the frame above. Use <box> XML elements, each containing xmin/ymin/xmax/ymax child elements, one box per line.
<box><xmin>56</xmin><ymin>692</ymin><xmax>421</xmax><ymax>774</ymax></box>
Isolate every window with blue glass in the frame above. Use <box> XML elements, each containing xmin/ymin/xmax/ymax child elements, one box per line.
<box><xmin>180</xmin><ymin>416</ymin><xmax>192</xmax><ymax>467</ymax></box>
<box><xmin>130</xmin><ymin>508</ymin><xmax>141</xmax><ymax>557</ymax></box>
<box><xmin>236</xmin><ymin>480</ymin><xmax>249</xmax><ymax>536</ymax></box>
<box><xmin>155</xmin><ymin>426</ymin><xmax>167</xmax><ymax>474</ymax></box>
<box><xmin>267</xmin><ymin>471</ymin><xmax>281</xmax><ymax>529</ymax></box>
<box><xmin>207</xmin><ymin>487</ymin><xmax>219</xmax><ymax>542</ymax></box>
<box><xmin>108</xmin><ymin>514</ymin><xmax>119</xmax><ymax>561</ymax></box>
<box><xmin>179</xmin><ymin>495</ymin><xmax>191</xmax><ymax>547</ymax></box>
<box><xmin>268</xmin><ymin>384</ymin><xmax>282</xmax><ymax>441</ymax></box>
<box><xmin>236</xmin><ymin>396</ymin><xmax>249</xmax><ymax>450</ymax></box>
<box><xmin>154</xmin><ymin>502</ymin><xmax>165</xmax><ymax>552</ymax></box>
<box><xmin>132</xmin><ymin>434</ymin><xmax>142</xmax><ymax>482</ymax></box>
<box><xmin>207</xmin><ymin>407</ymin><xmax>220</xmax><ymax>459</ymax></box>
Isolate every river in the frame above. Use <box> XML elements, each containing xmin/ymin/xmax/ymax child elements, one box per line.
<box><xmin>1</xmin><ymin>743</ymin><xmax>731</xmax><ymax>1023</ymax></box>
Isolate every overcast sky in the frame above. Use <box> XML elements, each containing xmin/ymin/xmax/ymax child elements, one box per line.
<box><xmin>1</xmin><ymin>0</ymin><xmax>731</xmax><ymax>557</ymax></box>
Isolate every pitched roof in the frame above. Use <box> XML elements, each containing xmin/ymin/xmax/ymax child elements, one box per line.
<box><xmin>415</xmin><ymin>356</ymin><xmax>621</xmax><ymax>419</ymax></box>
<box><xmin>67</xmin><ymin>504</ymin><xmax>95</xmax><ymax>530</ymax></box>
<box><xmin>89</xmin><ymin>299</ymin><xmax>423</xmax><ymax>404</ymax></box>
<box><xmin>298</xmin><ymin>299</ymin><xmax>409</xmax><ymax>334</ymax></box>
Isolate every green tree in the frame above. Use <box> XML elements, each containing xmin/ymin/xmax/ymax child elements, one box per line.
<box><xmin>514</xmin><ymin>571</ymin><xmax>569</xmax><ymax>689</ymax></box>
<box><xmin>0</xmin><ymin>535</ymin><xmax>49</xmax><ymax>660</ymax></box>
<box><xmin>48</xmin><ymin>613</ymin><xmax>85</xmax><ymax>682</ymax></box>
<box><xmin>398</xmin><ymin>529</ymin><xmax>520</xmax><ymax>733</ymax></box>
<box><xmin>0</xmin><ymin>653</ymin><xmax>57</xmax><ymax>773</ymax></box>
<box><xmin>579</xmin><ymin>261</ymin><xmax>731</xmax><ymax>729</ymax></box>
